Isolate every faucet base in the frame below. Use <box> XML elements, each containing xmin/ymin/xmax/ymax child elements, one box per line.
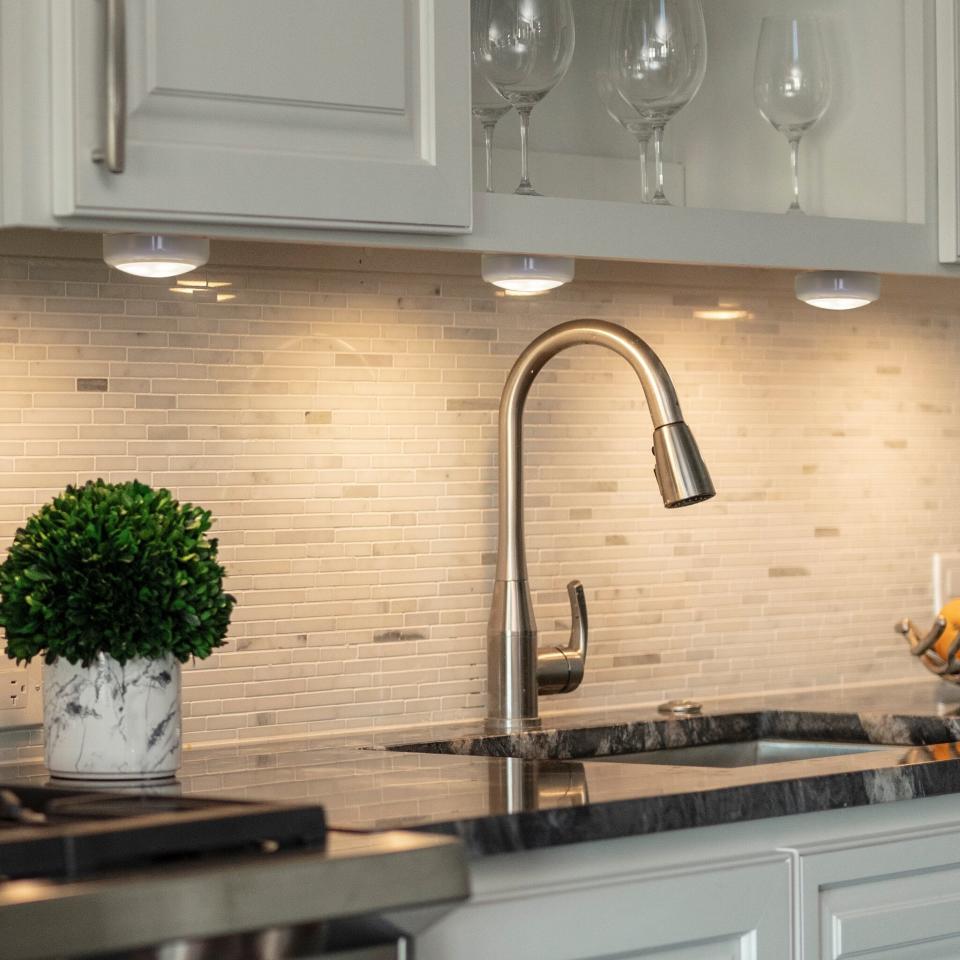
<box><xmin>484</xmin><ymin>716</ymin><xmax>543</xmax><ymax>735</ymax></box>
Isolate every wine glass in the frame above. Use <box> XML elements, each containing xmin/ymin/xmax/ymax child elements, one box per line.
<box><xmin>609</xmin><ymin>0</ymin><xmax>707</xmax><ymax>206</ymax></box>
<box><xmin>472</xmin><ymin>0</ymin><xmax>576</xmax><ymax>196</ymax></box>
<box><xmin>754</xmin><ymin>16</ymin><xmax>831</xmax><ymax>214</ymax></box>
<box><xmin>472</xmin><ymin>64</ymin><xmax>511</xmax><ymax>193</ymax></box>
<box><xmin>596</xmin><ymin>4</ymin><xmax>652</xmax><ymax>203</ymax></box>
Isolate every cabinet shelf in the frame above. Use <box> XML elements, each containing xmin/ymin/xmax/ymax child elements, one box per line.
<box><xmin>301</xmin><ymin>192</ymin><xmax>939</xmax><ymax>276</ymax></box>
<box><xmin>467</xmin><ymin>194</ymin><xmax>939</xmax><ymax>274</ymax></box>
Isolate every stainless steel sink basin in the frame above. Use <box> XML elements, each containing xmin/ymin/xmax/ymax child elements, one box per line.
<box><xmin>588</xmin><ymin>738</ymin><xmax>892</xmax><ymax>768</ymax></box>
<box><xmin>387</xmin><ymin>712</ymin><xmax>910</xmax><ymax>767</ymax></box>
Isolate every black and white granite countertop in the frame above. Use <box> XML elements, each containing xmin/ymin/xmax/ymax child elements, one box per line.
<box><xmin>5</xmin><ymin>680</ymin><xmax>960</xmax><ymax>857</ymax></box>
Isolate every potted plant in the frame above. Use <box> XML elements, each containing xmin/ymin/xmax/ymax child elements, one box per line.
<box><xmin>0</xmin><ymin>479</ymin><xmax>234</xmax><ymax>780</ymax></box>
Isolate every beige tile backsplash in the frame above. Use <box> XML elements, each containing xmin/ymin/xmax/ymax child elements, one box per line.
<box><xmin>0</xmin><ymin>242</ymin><xmax>957</xmax><ymax>744</ymax></box>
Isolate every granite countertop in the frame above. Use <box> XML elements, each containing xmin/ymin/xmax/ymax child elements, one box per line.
<box><xmin>5</xmin><ymin>680</ymin><xmax>960</xmax><ymax>857</ymax></box>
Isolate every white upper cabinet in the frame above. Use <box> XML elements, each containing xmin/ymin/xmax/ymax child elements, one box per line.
<box><xmin>49</xmin><ymin>0</ymin><xmax>472</xmax><ymax>233</ymax></box>
<box><xmin>0</xmin><ymin>0</ymin><xmax>953</xmax><ymax>273</ymax></box>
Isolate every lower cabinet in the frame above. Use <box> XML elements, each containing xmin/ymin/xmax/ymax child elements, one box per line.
<box><xmin>799</xmin><ymin>825</ymin><xmax>960</xmax><ymax>960</ymax></box>
<box><xmin>414</xmin><ymin>798</ymin><xmax>960</xmax><ymax>960</ymax></box>
<box><xmin>416</xmin><ymin>854</ymin><xmax>793</xmax><ymax>960</ymax></box>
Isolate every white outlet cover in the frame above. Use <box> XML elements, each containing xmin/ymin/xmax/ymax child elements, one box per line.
<box><xmin>0</xmin><ymin>660</ymin><xmax>41</xmax><ymax>728</ymax></box>
<box><xmin>933</xmin><ymin>552</ymin><xmax>960</xmax><ymax>614</ymax></box>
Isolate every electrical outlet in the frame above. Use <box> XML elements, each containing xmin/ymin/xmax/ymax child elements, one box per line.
<box><xmin>0</xmin><ymin>661</ymin><xmax>41</xmax><ymax>728</ymax></box>
<box><xmin>3</xmin><ymin>674</ymin><xmax>27</xmax><ymax>709</ymax></box>
<box><xmin>933</xmin><ymin>552</ymin><xmax>960</xmax><ymax>614</ymax></box>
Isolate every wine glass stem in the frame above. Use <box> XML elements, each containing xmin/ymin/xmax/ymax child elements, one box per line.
<box><xmin>517</xmin><ymin>106</ymin><xmax>536</xmax><ymax>195</ymax></box>
<box><xmin>482</xmin><ymin>121</ymin><xmax>497</xmax><ymax>193</ymax></box>
<box><xmin>789</xmin><ymin>135</ymin><xmax>802</xmax><ymax>212</ymax></box>
<box><xmin>638</xmin><ymin>137</ymin><xmax>650</xmax><ymax>203</ymax></box>
<box><xmin>652</xmin><ymin>125</ymin><xmax>668</xmax><ymax>204</ymax></box>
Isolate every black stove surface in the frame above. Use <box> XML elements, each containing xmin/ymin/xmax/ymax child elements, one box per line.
<box><xmin>0</xmin><ymin>783</ymin><xmax>327</xmax><ymax>881</ymax></box>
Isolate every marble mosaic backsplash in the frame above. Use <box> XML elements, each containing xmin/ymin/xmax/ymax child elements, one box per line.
<box><xmin>0</xmin><ymin>240</ymin><xmax>957</xmax><ymax>744</ymax></box>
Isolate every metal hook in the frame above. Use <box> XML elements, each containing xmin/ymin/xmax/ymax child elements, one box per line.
<box><xmin>896</xmin><ymin>617</ymin><xmax>960</xmax><ymax>680</ymax></box>
<box><xmin>896</xmin><ymin>617</ymin><xmax>947</xmax><ymax>656</ymax></box>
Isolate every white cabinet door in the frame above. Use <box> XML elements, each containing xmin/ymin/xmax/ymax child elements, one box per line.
<box><xmin>799</xmin><ymin>826</ymin><xmax>960</xmax><ymax>960</ymax></box>
<box><xmin>417</xmin><ymin>855</ymin><xmax>793</xmax><ymax>960</ymax></box>
<box><xmin>51</xmin><ymin>0</ymin><xmax>471</xmax><ymax>233</ymax></box>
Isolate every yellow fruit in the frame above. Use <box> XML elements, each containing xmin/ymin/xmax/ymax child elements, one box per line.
<box><xmin>932</xmin><ymin>598</ymin><xmax>960</xmax><ymax>665</ymax></box>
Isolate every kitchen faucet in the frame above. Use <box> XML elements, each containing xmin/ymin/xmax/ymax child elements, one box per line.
<box><xmin>487</xmin><ymin>320</ymin><xmax>715</xmax><ymax>733</ymax></box>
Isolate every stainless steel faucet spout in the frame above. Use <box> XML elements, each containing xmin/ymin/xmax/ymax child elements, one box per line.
<box><xmin>487</xmin><ymin>319</ymin><xmax>715</xmax><ymax>733</ymax></box>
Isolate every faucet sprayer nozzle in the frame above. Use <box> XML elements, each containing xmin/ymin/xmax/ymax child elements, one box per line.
<box><xmin>652</xmin><ymin>422</ymin><xmax>716</xmax><ymax>509</ymax></box>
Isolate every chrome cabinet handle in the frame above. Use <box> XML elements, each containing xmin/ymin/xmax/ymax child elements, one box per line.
<box><xmin>537</xmin><ymin>579</ymin><xmax>588</xmax><ymax>695</ymax></box>
<box><xmin>91</xmin><ymin>0</ymin><xmax>126</xmax><ymax>173</ymax></box>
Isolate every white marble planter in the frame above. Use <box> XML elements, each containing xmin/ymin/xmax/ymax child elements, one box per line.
<box><xmin>43</xmin><ymin>653</ymin><xmax>181</xmax><ymax>780</ymax></box>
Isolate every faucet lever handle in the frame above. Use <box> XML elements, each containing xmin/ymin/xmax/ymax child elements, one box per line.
<box><xmin>537</xmin><ymin>580</ymin><xmax>589</xmax><ymax>696</ymax></box>
<box><xmin>566</xmin><ymin>579</ymin><xmax>588</xmax><ymax>663</ymax></box>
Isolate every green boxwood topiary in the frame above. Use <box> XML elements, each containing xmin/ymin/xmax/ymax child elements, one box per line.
<box><xmin>0</xmin><ymin>479</ymin><xmax>235</xmax><ymax>667</ymax></box>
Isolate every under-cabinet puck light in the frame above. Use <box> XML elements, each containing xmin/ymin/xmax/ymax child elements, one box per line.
<box><xmin>481</xmin><ymin>254</ymin><xmax>575</xmax><ymax>296</ymax></box>
<box><xmin>794</xmin><ymin>270</ymin><xmax>880</xmax><ymax>311</ymax></box>
<box><xmin>103</xmin><ymin>234</ymin><xmax>210</xmax><ymax>279</ymax></box>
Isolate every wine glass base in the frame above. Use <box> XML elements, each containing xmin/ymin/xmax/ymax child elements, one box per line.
<box><xmin>651</xmin><ymin>196</ymin><xmax>671</xmax><ymax>206</ymax></box>
<box><xmin>514</xmin><ymin>184</ymin><xmax>543</xmax><ymax>197</ymax></box>
<box><xmin>786</xmin><ymin>205</ymin><xmax>805</xmax><ymax>215</ymax></box>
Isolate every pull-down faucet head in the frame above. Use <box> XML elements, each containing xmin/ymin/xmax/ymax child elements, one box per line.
<box><xmin>653</xmin><ymin>421</ymin><xmax>715</xmax><ymax>508</ymax></box>
<box><xmin>487</xmin><ymin>318</ymin><xmax>715</xmax><ymax>733</ymax></box>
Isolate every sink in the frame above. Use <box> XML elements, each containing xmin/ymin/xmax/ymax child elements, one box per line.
<box><xmin>387</xmin><ymin>712</ymin><xmax>910</xmax><ymax>767</ymax></box>
<box><xmin>587</xmin><ymin>738</ymin><xmax>892</xmax><ymax>768</ymax></box>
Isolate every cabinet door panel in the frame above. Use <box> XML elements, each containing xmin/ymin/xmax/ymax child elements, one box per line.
<box><xmin>54</xmin><ymin>0</ymin><xmax>471</xmax><ymax>232</ymax></box>
<box><xmin>150</xmin><ymin>1</ymin><xmax>407</xmax><ymax>110</ymax></box>
<box><xmin>610</xmin><ymin>935</ymin><xmax>757</xmax><ymax>960</ymax></box>
<box><xmin>822</xmin><ymin>866</ymin><xmax>960</xmax><ymax>960</ymax></box>
<box><xmin>799</xmin><ymin>826</ymin><xmax>960</xmax><ymax>960</ymax></box>
<box><xmin>417</xmin><ymin>857</ymin><xmax>791</xmax><ymax>960</ymax></box>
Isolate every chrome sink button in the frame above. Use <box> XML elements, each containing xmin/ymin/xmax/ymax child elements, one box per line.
<box><xmin>657</xmin><ymin>699</ymin><xmax>703</xmax><ymax>716</ymax></box>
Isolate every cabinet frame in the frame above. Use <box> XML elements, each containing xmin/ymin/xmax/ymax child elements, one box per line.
<box><xmin>936</xmin><ymin>0</ymin><xmax>960</xmax><ymax>261</ymax></box>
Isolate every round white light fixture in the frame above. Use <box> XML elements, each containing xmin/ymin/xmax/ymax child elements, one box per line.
<box><xmin>794</xmin><ymin>270</ymin><xmax>880</xmax><ymax>311</ymax></box>
<box><xmin>481</xmin><ymin>254</ymin><xmax>575</xmax><ymax>296</ymax></box>
<box><xmin>103</xmin><ymin>234</ymin><xmax>210</xmax><ymax>279</ymax></box>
